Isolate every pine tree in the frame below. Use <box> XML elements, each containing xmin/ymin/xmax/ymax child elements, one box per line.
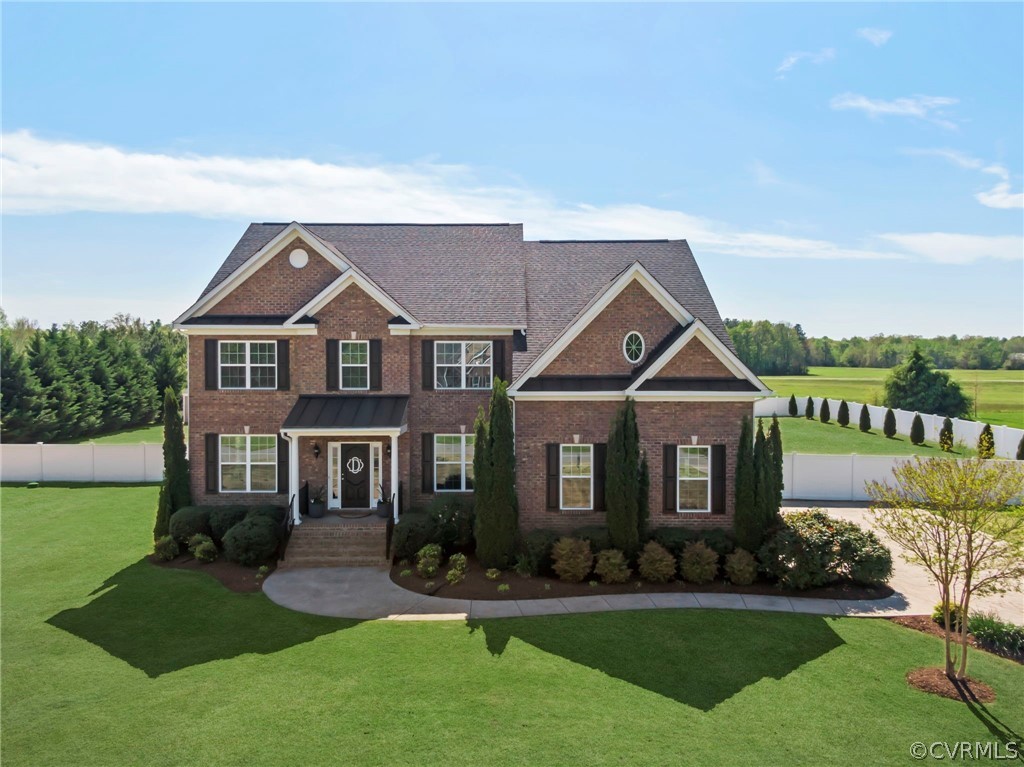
<box><xmin>606</xmin><ymin>398</ymin><xmax>640</xmax><ymax>558</ymax></box>
<box><xmin>0</xmin><ymin>333</ymin><xmax>46</xmax><ymax>442</ymax></box>
<box><xmin>910</xmin><ymin>413</ymin><xmax>925</xmax><ymax>445</ymax></box>
<box><xmin>883</xmin><ymin>408</ymin><xmax>897</xmax><ymax>439</ymax></box>
<box><xmin>939</xmin><ymin>417</ymin><xmax>954</xmax><ymax>453</ymax></box>
<box><xmin>733</xmin><ymin>416</ymin><xmax>759</xmax><ymax>551</ymax></box>
<box><xmin>637</xmin><ymin>451</ymin><xmax>650</xmax><ymax>542</ymax></box>
<box><xmin>753</xmin><ymin>419</ymin><xmax>773</xmax><ymax>536</ymax></box>
<box><xmin>804</xmin><ymin>397</ymin><xmax>814</xmax><ymax>420</ymax></box>
<box><xmin>820</xmin><ymin>399</ymin><xmax>831</xmax><ymax>424</ymax></box>
<box><xmin>884</xmin><ymin>348</ymin><xmax>971</xmax><ymax>418</ymax></box>
<box><xmin>977</xmin><ymin>424</ymin><xmax>995</xmax><ymax>459</ymax></box>
<box><xmin>155</xmin><ymin>388</ymin><xmax>191</xmax><ymax>540</ymax></box>
<box><xmin>768</xmin><ymin>415</ymin><xmax>784</xmax><ymax>514</ymax></box>
<box><xmin>474</xmin><ymin>381</ymin><xmax>518</xmax><ymax>568</ymax></box>
<box><xmin>859</xmin><ymin>404</ymin><xmax>871</xmax><ymax>433</ymax></box>
<box><xmin>837</xmin><ymin>399</ymin><xmax>850</xmax><ymax>428</ymax></box>
<box><xmin>788</xmin><ymin>394</ymin><xmax>798</xmax><ymax>417</ymax></box>
<box><xmin>27</xmin><ymin>331</ymin><xmax>73</xmax><ymax>442</ymax></box>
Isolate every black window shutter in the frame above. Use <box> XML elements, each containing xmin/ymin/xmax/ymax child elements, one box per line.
<box><xmin>593</xmin><ymin>443</ymin><xmax>607</xmax><ymax>512</ymax></box>
<box><xmin>205</xmin><ymin>339</ymin><xmax>219</xmax><ymax>390</ymax></box>
<box><xmin>492</xmin><ymin>339</ymin><xmax>506</xmax><ymax>383</ymax></box>
<box><xmin>326</xmin><ymin>340</ymin><xmax>339</xmax><ymax>390</ymax></box>
<box><xmin>205</xmin><ymin>433</ymin><xmax>220</xmax><ymax>493</ymax></box>
<box><xmin>276</xmin><ymin>340</ymin><xmax>290</xmax><ymax>391</ymax></box>
<box><xmin>421</xmin><ymin>433</ymin><xmax>434</xmax><ymax>493</ymax></box>
<box><xmin>422</xmin><ymin>340</ymin><xmax>434</xmax><ymax>390</ymax></box>
<box><xmin>662</xmin><ymin>444</ymin><xmax>677</xmax><ymax>513</ymax></box>
<box><xmin>369</xmin><ymin>339</ymin><xmax>382</xmax><ymax>391</ymax></box>
<box><xmin>277</xmin><ymin>436</ymin><xmax>290</xmax><ymax>495</ymax></box>
<box><xmin>546</xmin><ymin>443</ymin><xmax>560</xmax><ymax>510</ymax></box>
<box><xmin>711</xmin><ymin>444</ymin><xmax>726</xmax><ymax>515</ymax></box>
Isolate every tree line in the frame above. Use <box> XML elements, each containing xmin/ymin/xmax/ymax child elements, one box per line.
<box><xmin>0</xmin><ymin>312</ymin><xmax>186</xmax><ymax>443</ymax></box>
<box><xmin>725</xmin><ymin>318</ymin><xmax>1024</xmax><ymax>375</ymax></box>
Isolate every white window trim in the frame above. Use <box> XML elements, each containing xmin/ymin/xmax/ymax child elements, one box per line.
<box><xmin>340</xmin><ymin>339</ymin><xmax>370</xmax><ymax>391</ymax></box>
<box><xmin>219</xmin><ymin>340</ymin><xmax>277</xmax><ymax>390</ymax></box>
<box><xmin>623</xmin><ymin>331</ymin><xmax>645</xmax><ymax>364</ymax></box>
<box><xmin>434</xmin><ymin>340</ymin><xmax>493</xmax><ymax>390</ymax></box>
<box><xmin>677</xmin><ymin>444</ymin><xmax>711</xmax><ymax>513</ymax></box>
<box><xmin>559</xmin><ymin>443</ymin><xmax>594</xmax><ymax>511</ymax></box>
<box><xmin>219</xmin><ymin>434</ymin><xmax>278</xmax><ymax>494</ymax></box>
<box><xmin>434</xmin><ymin>434</ymin><xmax>475</xmax><ymax>493</ymax></box>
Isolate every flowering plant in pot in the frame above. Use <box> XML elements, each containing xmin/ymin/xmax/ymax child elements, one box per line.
<box><xmin>308</xmin><ymin>485</ymin><xmax>326</xmax><ymax>518</ymax></box>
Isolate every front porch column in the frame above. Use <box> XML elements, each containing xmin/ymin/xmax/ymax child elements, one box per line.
<box><xmin>390</xmin><ymin>433</ymin><xmax>399</xmax><ymax>524</ymax></box>
<box><xmin>289</xmin><ymin>435</ymin><xmax>301</xmax><ymax>526</ymax></box>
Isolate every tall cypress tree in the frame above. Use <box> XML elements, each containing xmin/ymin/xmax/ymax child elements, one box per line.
<box><xmin>804</xmin><ymin>397</ymin><xmax>814</xmax><ymax>420</ymax></box>
<box><xmin>820</xmin><ymin>399</ymin><xmax>831</xmax><ymax>424</ymax></box>
<box><xmin>474</xmin><ymin>381</ymin><xmax>518</xmax><ymax>568</ymax></box>
<box><xmin>883</xmin><ymin>408</ymin><xmax>897</xmax><ymax>439</ymax></box>
<box><xmin>733</xmin><ymin>415</ymin><xmax>759</xmax><ymax>551</ymax></box>
<box><xmin>753</xmin><ymin>419</ymin><xmax>773</xmax><ymax>535</ymax></box>
<box><xmin>910</xmin><ymin>413</ymin><xmax>925</xmax><ymax>445</ymax></box>
<box><xmin>606</xmin><ymin>398</ymin><xmax>640</xmax><ymax>557</ymax></box>
<box><xmin>154</xmin><ymin>388</ymin><xmax>191</xmax><ymax>540</ymax></box>
<box><xmin>471</xmin><ymin>406</ymin><xmax>491</xmax><ymax>514</ymax></box>
<box><xmin>637</xmin><ymin>451</ymin><xmax>650</xmax><ymax>542</ymax></box>
<box><xmin>859</xmin><ymin>404</ymin><xmax>871</xmax><ymax>433</ymax></box>
<box><xmin>788</xmin><ymin>394</ymin><xmax>798</xmax><ymax>417</ymax></box>
<box><xmin>837</xmin><ymin>399</ymin><xmax>850</xmax><ymax>428</ymax></box>
<box><xmin>768</xmin><ymin>415</ymin><xmax>784</xmax><ymax>514</ymax></box>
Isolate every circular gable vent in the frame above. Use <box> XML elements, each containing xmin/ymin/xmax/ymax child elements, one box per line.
<box><xmin>289</xmin><ymin>248</ymin><xmax>309</xmax><ymax>268</ymax></box>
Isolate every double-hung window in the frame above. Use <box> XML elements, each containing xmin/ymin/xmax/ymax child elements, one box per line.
<box><xmin>434</xmin><ymin>434</ymin><xmax>476</xmax><ymax>492</ymax></box>
<box><xmin>219</xmin><ymin>341</ymin><xmax>276</xmax><ymax>389</ymax></box>
<box><xmin>435</xmin><ymin>341</ymin><xmax>492</xmax><ymax>389</ymax></box>
<box><xmin>340</xmin><ymin>340</ymin><xmax>369</xmax><ymax>390</ymax></box>
<box><xmin>677</xmin><ymin>446</ymin><xmax>711</xmax><ymax>512</ymax></box>
<box><xmin>560</xmin><ymin>444</ymin><xmax>593</xmax><ymax>510</ymax></box>
<box><xmin>220</xmin><ymin>435</ymin><xmax>277</xmax><ymax>493</ymax></box>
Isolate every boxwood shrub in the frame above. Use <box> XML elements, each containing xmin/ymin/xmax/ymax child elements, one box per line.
<box><xmin>551</xmin><ymin>537</ymin><xmax>593</xmax><ymax>583</ymax></box>
<box><xmin>246</xmin><ymin>505</ymin><xmax>287</xmax><ymax>525</ymax></box>
<box><xmin>521</xmin><ymin>529</ymin><xmax>560</xmax><ymax>576</ymax></box>
<box><xmin>650</xmin><ymin>528</ymin><xmax>697</xmax><ymax>557</ymax></box>
<box><xmin>223</xmin><ymin>515</ymin><xmax>281</xmax><ymax>566</ymax></box>
<box><xmin>209</xmin><ymin>505</ymin><xmax>249</xmax><ymax>544</ymax></box>
<box><xmin>392</xmin><ymin>511</ymin><xmax>436</xmax><ymax>562</ymax></box>
<box><xmin>571</xmin><ymin>526</ymin><xmax>612</xmax><ymax>554</ymax></box>
<box><xmin>168</xmin><ymin>507</ymin><xmax>212</xmax><ymax>544</ymax></box>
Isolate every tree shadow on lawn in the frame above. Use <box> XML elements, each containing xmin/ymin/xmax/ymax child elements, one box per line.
<box><xmin>468</xmin><ymin>610</ymin><xmax>845</xmax><ymax>711</ymax></box>
<box><xmin>47</xmin><ymin>559</ymin><xmax>355</xmax><ymax>678</ymax></box>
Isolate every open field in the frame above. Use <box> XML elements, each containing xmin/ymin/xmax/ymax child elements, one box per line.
<box><xmin>763</xmin><ymin>367</ymin><xmax>1024</xmax><ymax>429</ymax></box>
<box><xmin>3</xmin><ymin>485</ymin><xmax>1022</xmax><ymax>767</ymax></box>
<box><xmin>773</xmin><ymin>416</ymin><xmax>976</xmax><ymax>457</ymax></box>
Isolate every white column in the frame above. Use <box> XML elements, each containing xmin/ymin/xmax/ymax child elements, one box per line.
<box><xmin>390</xmin><ymin>433</ymin><xmax>399</xmax><ymax>524</ymax></box>
<box><xmin>289</xmin><ymin>435</ymin><xmax>301</xmax><ymax>526</ymax></box>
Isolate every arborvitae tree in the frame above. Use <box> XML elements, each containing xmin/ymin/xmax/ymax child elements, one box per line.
<box><xmin>788</xmin><ymin>394</ymin><xmax>798</xmax><ymax>417</ymax></box>
<box><xmin>977</xmin><ymin>424</ymin><xmax>995</xmax><ymax>459</ymax></box>
<box><xmin>471</xmin><ymin>406</ymin><xmax>491</xmax><ymax>529</ymax></box>
<box><xmin>606</xmin><ymin>398</ymin><xmax>640</xmax><ymax>558</ymax></box>
<box><xmin>883</xmin><ymin>408</ymin><xmax>897</xmax><ymax>439</ymax></box>
<box><xmin>820</xmin><ymin>399</ymin><xmax>831</xmax><ymax>424</ymax></box>
<box><xmin>0</xmin><ymin>333</ymin><xmax>46</xmax><ymax>442</ymax></box>
<box><xmin>884</xmin><ymin>348</ymin><xmax>971</xmax><ymax>418</ymax></box>
<box><xmin>837</xmin><ymin>399</ymin><xmax>850</xmax><ymax>428</ymax></box>
<box><xmin>939</xmin><ymin>417</ymin><xmax>954</xmax><ymax>453</ymax></box>
<box><xmin>753</xmin><ymin>419</ymin><xmax>774</xmax><ymax>536</ymax></box>
<box><xmin>1016</xmin><ymin>434</ymin><xmax>1024</xmax><ymax>461</ymax></box>
<box><xmin>859</xmin><ymin>404</ymin><xmax>872</xmax><ymax>433</ymax></box>
<box><xmin>155</xmin><ymin>388</ymin><xmax>191</xmax><ymax>540</ymax></box>
<box><xmin>804</xmin><ymin>397</ymin><xmax>814</xmax><ymax>420</ymax></box>
<box><xmin>768</xmin><ymin>415</ymin><xmax>784</xmax><ymax>514</ymax></box>
<box><xmin>733</xmin><ymin>416</ymin><xmax>759</xmax><ymax>551</ymax></box>
<box><xmin>474</xmin><ymin>380</ymin><xmax>518</xmax><ymax>568</ymax></box>
<box><xmin>910</xmin><ymin>413</ymin><xmax>925</xmax><ymax>445</ymax></box>
<box><xmin>637</xmin><ymin>451</ymin><xmax>650</xmax><ymax>542</ymax></box>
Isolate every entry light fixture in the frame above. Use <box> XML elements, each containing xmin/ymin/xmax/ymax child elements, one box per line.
<box><xmin>385</xmin><ymin>443</ymin><xmax>392</xmax><ymax>458</ymax></box>
<box><xmin>313</xmin><ymin>443</ymin><xmax>321</xmax><ymax>460</ymax></box>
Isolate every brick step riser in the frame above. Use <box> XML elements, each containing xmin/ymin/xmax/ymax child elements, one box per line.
<box><xmin>282</xmin><ymin>558</ymin><xmax>390</xmax><ymax>568</ymax></box>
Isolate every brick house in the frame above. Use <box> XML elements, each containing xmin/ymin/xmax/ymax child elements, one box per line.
<box><xmin>174</xmin><ymin>221</ymin><xmax>770</xmax><ymax>547</ymax></box>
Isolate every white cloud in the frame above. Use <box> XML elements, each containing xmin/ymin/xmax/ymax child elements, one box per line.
<box><xmin>904</xmin><ymin>148</ymin><xmax>1022</xmax><ymax>209</ymax></box>
<box><xmin>1</xmin><ymin>131</ymin><xmax>1018</xmax><ymax>265</ymax></box>
<box><xmin>830</xmin><ymin>93</ymin><xmax>959</xmax><ymax>130</ymax></box>
<box><xmin>775</xmin><ymin>48</ymin><xmax>835</xmax><ymax>78</ymax></box>
<box><xmin>875</xmin><ymin>233</ymin><xmax>1022</xmax><ymax>265</ymax></box>
<box><xmin>750</xmin><ymin>160</ymin><xmax>782</xmax><ymax>186</ymax></box>
<box><xmin>856</xmin><ymin>28</ymin><xmax>893</xmax><ymax>47</ymax></box>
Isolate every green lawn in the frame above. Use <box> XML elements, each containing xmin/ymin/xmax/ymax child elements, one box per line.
<box><xmin>4</xmin><ymin>485</ymin><xmax>1022</xmax><ymax>766</ymax></box>
<box><xmin>66</xmin><ymin>423</ymin><xmax>188</xmax><ymax>444</ymax></box>
<box><xmin>763</xmin><ymin>367</ymin><xmax>1024</xmax><ymax>429</ymax></box>
<box><xmin>774</xmin><ymin>416</ymin><xmax>976</xmax><ymax>457</ymax></box>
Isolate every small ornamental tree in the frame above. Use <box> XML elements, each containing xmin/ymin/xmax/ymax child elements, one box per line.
<box><xmin>788</xmin><ymin>394</ymin><xmax>798</xmax><ymax>417</ymax></box>
<box><xmin>768</xmin><ymin>415</ymin><xmax>784</xmax><ymax>513</ymax></box>
<box><xmin>606</xmin><ymin>398</ymin><xmax>640</xmax><ymax>558</ymax></box>
<box><xmin>910</xmin><ymin>414</ymin><xmax>925</xmax><ymax>446</ymax></box>
<box><xmin>474</xmin><ymin>381</ymin><xmax>518</xmax><ymax>568</ymax></box>
<box><xmin>733</xmin><ymin>416</ymin><xmax>759</xmax><ymax>551</ymax></box>
<box><xmin>977</xmin><ymin>424</ymin><xmax>995</xmax><ymax>459</ymax></box>
<box><xmin>154</xmin><ymin>387</ymin><xmax>190</xmax><ymax>541</ymax></box>
<box><xmin>859</xmin><ymin>404</ymin><xmax>871</xmax><ymax>433</ymax></box>
<box><xmin>883</xmin><ymin>408</ymin><xmax>897</xmax><ymax>439</ymax></box>
<box><xmin>804</xmin><ymin>397</ymin><xmax>814</xmax><ymax>420</ymax></box>
<box><xmin>939</xmin><ymin>417</ymin><xmax>954</xmax><ymax>453</ymax></box>
<box><xmin>837</xmin><ymin>399</ymin><xmax>850</xmax><ymax>428</ymax></box>
<box><xmin>819</xmin><ymin>399</ymin><xmax>831</xmax><ymax>424</ymax></box>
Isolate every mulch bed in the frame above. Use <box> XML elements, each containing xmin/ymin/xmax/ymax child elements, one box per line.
<box><xmin>390</xmin><ymin>555</ymin><xmax>893</xmax><ymax>602</ymax></box>
<box><xmin>888</xmin><ymin>615</ymin><xmax>1023</xmax><ymax>665</ymax></box>
<box><xmin>906</xmin><ymin>667</ymin><xmax>996</xmax><ymax>703</ymax></box>
<box><xmin>149</xmin><ymin>554</ymin><xmax>274</xmax><ymax>593</ymax></box>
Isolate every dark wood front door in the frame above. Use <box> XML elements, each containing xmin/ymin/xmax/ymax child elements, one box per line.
<box><xmin>340</xmin><ymin>443</ymin><xmax>371</xmax><ymax>508</ymax></box>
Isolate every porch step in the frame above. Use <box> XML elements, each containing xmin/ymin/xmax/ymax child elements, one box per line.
<box><xmin>281</xmin><ymin>516</ymin><xmax>391</xmax><ymax>569</ymax></box>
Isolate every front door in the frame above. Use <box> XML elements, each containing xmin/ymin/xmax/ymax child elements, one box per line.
<box><xmin>340</xmin><ymin>443</ymin><xmax>371</xmax><ymax>508</ymax></box>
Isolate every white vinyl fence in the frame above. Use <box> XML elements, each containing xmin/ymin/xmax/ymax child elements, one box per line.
<box><xmin>1</xmin><ymin>443</ymin><xmax>163</xmax><ymax>483</ymax></box>
<box><xmin>755</xmin><ymin>396</ymin><xmax>1023</xmax><ymax>460</ymax></box>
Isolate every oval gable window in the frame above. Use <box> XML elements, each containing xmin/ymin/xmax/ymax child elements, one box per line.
<box><xmin>623</xmin><ymin>331</ymin><xmax>645</xmax><ymax>364</ymax></box>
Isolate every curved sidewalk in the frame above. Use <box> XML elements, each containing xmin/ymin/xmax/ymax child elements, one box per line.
<box><xmin>263</xmin><ymin>566</ymin><xmax>915</xmax><ymax>622</ymax></box>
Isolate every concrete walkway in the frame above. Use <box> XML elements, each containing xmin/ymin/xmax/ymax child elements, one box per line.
<box><xmin>263</xmin><ymin>505</ymin><xmax>1024</xmax><ymax>623</ymax></box>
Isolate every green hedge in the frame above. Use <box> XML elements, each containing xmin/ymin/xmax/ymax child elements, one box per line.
<box><xmin>168</xmin><ymin>507</ymin><xmax>212</xmax><ymax>544</ymax></box>
<box><xmin>223</xmin><ymin>515</ymin><xmax>281</xmax><ymax>567</ymax></box>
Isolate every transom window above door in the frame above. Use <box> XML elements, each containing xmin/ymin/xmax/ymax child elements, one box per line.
<box><xmin>340</xmin><ymin>340</ymin><xmax>369</xmax><ymax>389</ymax></box>
<box><xmin>219</xmin><ymin>341</ymin><xmax>276</xmax><ymax>389</ymax></box>
<box><xmin>435</xmin><ymin>341</ymin><xmax>493</xmax><ymax>389</ymax></box>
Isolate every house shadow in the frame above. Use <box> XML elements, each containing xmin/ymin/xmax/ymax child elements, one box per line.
<box><xmin>47</xmin><ymin>559</ymin><xmax>355</xmax><ymax>678</ymax></box>
<box><xmin>467</xmin><ymin>610</ymin><xmax>845</xmax><ymax>711</ymax></box>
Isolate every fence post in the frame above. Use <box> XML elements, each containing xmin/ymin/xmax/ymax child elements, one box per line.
<box><xmin>850</xmin><ymin>454</ymin><xmax>856</xmax><ymax>501</ymax></box>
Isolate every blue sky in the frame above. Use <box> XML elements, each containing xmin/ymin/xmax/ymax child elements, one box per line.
<box><xmin>2</xmin><ymin>2</ymin><xmax>1022</xmax><ymax>338</ymax></box>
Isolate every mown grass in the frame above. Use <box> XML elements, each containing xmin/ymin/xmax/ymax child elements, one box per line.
<box><xmin>3</xmin><ymin>485</ymin><xmax>1022</xmax><ymax>767</ymax></box>
<box><xmin>65</xmin><ymin>423</ymin><xmax>188</xmax><ymax>444</ymax></box>
<box><xmin>763</xmin><ymin>367</ymin><xmax>1024</xmax><ymax>429</ymax></box>
<box><xmin>774</xmin><ymin>416</ymin><xmax>976</xmax><ymax>457</ymax></box>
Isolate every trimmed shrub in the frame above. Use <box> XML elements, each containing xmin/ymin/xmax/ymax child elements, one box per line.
<box><xmin>594</xmin><ymin>549</ymin><xmax>632</xmax><ymax>584</ymax></box>
<box><xmin>637</xmin><ymin>541</ymin><xmax>676</xmax><ymax>583</ymax></box>
<box><xmin>969</xmin><ymin>613</ymin><xmax>1024</xmax><ymax>657</ymax></box>
<box><xmin>485</xmin><ymin>568</ymin><xmax>502</xmax><ymax>581</ymax></box>
<box><xmin>246</xmin><ymin>505</ymin><xmax>286</xmax><ymax>525</ymax></box>
<box><xmin>392</xmin><ymin>511</ymin><xmax>437</xmax><ymax>562</ymax></box>
<box><xmin>521</xmin><ymin>529</ymin><xmax>560</xmax><ymax>576</ymax></box>
<box><xmin>859</xmin><ymin>404</ymin><xmax>871</xmax><ymax>433</ymax></box>
<box><xmin>788</xmin><ymin>394</ymin><xmax>798</xmax><ymax>417</ymax></box>
<box><xmin>883</xmin><ymin>408</ymin><xmax>897</xmax><ymax>439</ymax></box>
<box><xmin>153</xmin><ymin>535</ymin><xmax>179</xmax><ymax>561</ymax></box>
<box><xmin>427</xmin><ymin>495</ymin><xmax>475</xmax><ymax>552</ymax></box>
<box><xmin>725</xmin><ymin>548</ymin><xmax>757</xmax><ymax>586</ymax></box>
<box><xmin>551</xmin><ymin>537</ymin><xmax>594</xmax><ymax>583</ymax></box>
<box><xmin>698</xmin><ymin>528</ymin><xmax>736</xmax><ymax>559</ymax></box>
<box><xmin>416</xmin><ymin>543</ymin><xmax>443</xmax><ymax>579</ymax></box>
<box><xmin>223</xmin><ymin>515</ymin><xmax>280</xmax><ymax>566</ymax></box>
<box><xmin>910</xmin><ymin>414</ymin><xmax>925</xmax><ymax>445</ymax></box>
<box><xmin>939</xmin><ymin>417</ymin><xmax>954</xmax><ymax>453</ymax></box>
<box><xmin>842</xmin><ymin>529</ymin><xmax>894</xmax><ymax>585</ymax></box>
<box><xmin>1017</xmin><ymin>434</ymin><xmax>1024</xmax><ymax>461</ymax></box>
<box><xmin>977</xmin><ymin>423</ymin><xmax>995</xmax><ymax>459</ymax></box>
<box><xmin>446</xmin><ymin>553</ymin><xmax>468</xmax><ymax>585</ymax></box>
<box><xmin>193</xmin><ymin>540</ymin><xmax>218</xmax><ymax>564</ymax></box>
<box><xmin>819</xmin><ymin>399</ymin><xmax>830</xmax><ymax>424</ymax></box>
<box><xmin>932</xmin><ymin>602</ymin><xmax>966</xmax><ymax>633</ymax></box>
<box><xmin>187</xmin><ymin>532</ymin><xmax>213</xmax><ymax>556</ymax></box>
<box><xmin>209</xmin><ymin>505</ymin><xmax>248</xmax><ymax>544</ymax></box>
<box><xmin>680</xmin><ymin>541</ymin><xmax>718</xmax><ymax>584</ymax></box>
<box><xmin>572</xmin><ymin>526</ymin><xmax>612</xmax><ymax>554</ymax></box>
<box><xmin>804</xmin><ymin>397</ymin><xmax>814</xmax><ymax>420</ymax></box>
<box><xmin>651</xmin><ymin>527</ymin><xmax>697</xmax><ymax>558</ymax></box>
<box><xmin>168</xmin><ymin>506</ymin><xmax>212</xmax><ymax>544</ymax></box>
<box><xmin>837</xmin><ymin>400</ymin><xmax>850</xmax><ymax>428</ymax></box>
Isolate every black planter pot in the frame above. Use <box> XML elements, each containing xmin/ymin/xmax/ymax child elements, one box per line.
<box><xmin>308</xmin><ymin>502</ymin><xmax>326</xmax><ymax>519</ymax></box>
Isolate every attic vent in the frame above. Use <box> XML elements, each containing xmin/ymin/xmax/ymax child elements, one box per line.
<box><xmin>289</xmin><ymin>248</ymin><xmax>309</xmax><ymax>268</ymax></box>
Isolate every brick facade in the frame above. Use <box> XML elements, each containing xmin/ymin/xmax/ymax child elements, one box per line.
<box><xmin>652</xmin><ymin>336</ymin><xmax>734</xmax><ymax>379</ymax></box>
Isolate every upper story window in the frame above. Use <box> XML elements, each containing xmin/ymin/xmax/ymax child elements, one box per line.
<box><xmin>623</xmin><ymin>331</ymin><xmax>645</xmax><ymax>364</ymax></box>
<box><xmin>560</xmin><ymin>443</ymin><xmax>593</xmax><ymax>510</ymax></box>
<box><xmin>340</xmin><ymin>340</ymin><xmax>369</xmax><ymax>390</ymax></box>
<box><xmin>435</xmin><ymin>341</ymin><xmax>492</xmax><ymax>389</ymax></box>
<box><xmin>219</xmin><ymin>341</ymin><xmax>276</xmax><ymax>389</ymax></box>
<box><xmin>677</xmin><ymin>446</ymin><xmax>711</xmax><ymax>512</ymax></box>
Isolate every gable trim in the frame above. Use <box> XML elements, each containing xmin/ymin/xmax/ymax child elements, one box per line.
<box><xmin>286</xmin><ymin>272</ymin><xmax>419</xmax><ymax>327</ymax></box>
<box><xmin>509</xmin><ymin>262</ymin><xmax>693</xmax><ymax>392</ymax></box>
<box><xmin>174</xmin><ymin>222</ymin><xmax>350</xmax><ymax>323</ymax></box>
